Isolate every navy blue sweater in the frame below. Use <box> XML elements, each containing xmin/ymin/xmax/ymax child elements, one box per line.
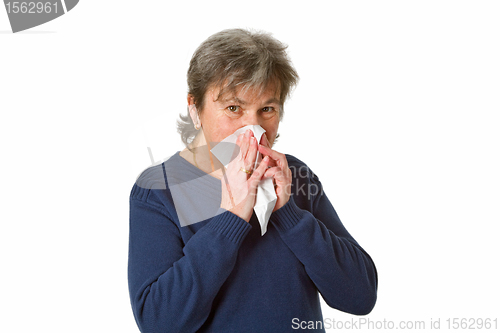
<box><xmin>128</xmin><ymin>152</ymin><xmax>377</xmax><ymax>332</ymax></box>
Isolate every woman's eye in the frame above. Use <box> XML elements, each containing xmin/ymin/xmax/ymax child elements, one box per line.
<box><xmin>227</xmin><ymin>105</ymin><xmax>240</xmax><ymax>112</ymax></box>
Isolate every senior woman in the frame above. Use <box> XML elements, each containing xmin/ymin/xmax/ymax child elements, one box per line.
<box><xmin>128</xmin><ymin>29</ymin><xmax>377</xmax><ymax>332</ymax></box>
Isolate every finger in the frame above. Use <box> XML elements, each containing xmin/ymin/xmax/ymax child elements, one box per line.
<box><xmin>263</xmin><ymin>166</ymin><xmax>282</xmax><ymax>180</ymax></box>
<box><xmin>264</xmin><ymin>167</ymin><xmax>288</xmax><ymax>188</ymax></box>
<box><xmin>240</xmin><ymin>130</ymin><xmax>257</xmax><ymax>173</ymax></box>
<box><xmin>227</xmin><ymin>136</ymin><xmax>252</xmax><ymax>181</ymax></box>
<box><xmin>248</xmin><ymin>155</ymin><xmax>269</xmax><ymax>189</ymax></box>
<box><xmin>257</xmin><ymin>135</ymin><xmax>277</xmax><ymax>167</ymax></box>
<box><xmin>258</xmin><ymin>144</ymin><xmax>288</xmax><ymax>170</ymax></box>
<box><xmin>264</xmin><ymin>166</ymin><xmax>291</xmax><ymax>199</ymax></box>
<box><xmin>246</xmin><ymin>136</ymin><xmax>258</xmax><ymax>171</ymax></box>
<box><xmin>238</xmin><ymin>131</ymin><xmax>251</xmax><ymax>162</ymax></box>
<box><xmin>260</xmin><ymin>133</ymin><xmax>271</xmax><ymax>148</ymax></box>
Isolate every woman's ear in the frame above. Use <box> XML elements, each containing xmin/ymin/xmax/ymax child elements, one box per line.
<box><xmin>187</xmin><ymin>95</ymin><xmax>201</xmax><ymax>130</ymax></box>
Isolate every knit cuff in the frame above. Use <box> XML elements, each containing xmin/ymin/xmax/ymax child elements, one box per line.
<box><xmin>206</xmin><ymin>209</ymin><xmax>251</xmax><ymax>245</ymax></box>
<box><xmin>270</xmin><ymin>197</ymin><xmax>306</xmax><ymax>232</ymax></box>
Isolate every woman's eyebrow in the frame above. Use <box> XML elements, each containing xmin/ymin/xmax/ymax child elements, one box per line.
<box><xmin>265</xmin><ymin>98</ymin><xmax>280</xmax><ymax>105</ymax></box>
<box><xmin>218</xmin><ymin>97</ymin><xmax>280</xmax><ymax>105</ymax></box>
<box><xmin>219</xmin><ymin>97</ymin><xmax>247</xmax><ymax>105</ymax></box>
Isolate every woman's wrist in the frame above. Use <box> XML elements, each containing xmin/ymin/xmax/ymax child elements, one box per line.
<box><xmin>220</xmin><ymin>204</ymin><xmax>251</xmax><ymax>223</ymax></box>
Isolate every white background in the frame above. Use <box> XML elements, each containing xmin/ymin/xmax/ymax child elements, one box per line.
<box><xmin>1</xmin><ymin>1</ymin><xmax>499</xmax><ymax>332</ymax></box>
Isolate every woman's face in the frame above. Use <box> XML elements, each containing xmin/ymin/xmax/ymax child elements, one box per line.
<box><xmin>192</xmin><ymin>84</ymin><xmax>281</xmax><ymax>147</ymax></box>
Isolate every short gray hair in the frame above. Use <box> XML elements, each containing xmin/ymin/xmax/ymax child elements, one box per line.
<box><xmin>177</xmin><ymin>28</ymin><xmax>299</xmax><ymax>147</ymax></box>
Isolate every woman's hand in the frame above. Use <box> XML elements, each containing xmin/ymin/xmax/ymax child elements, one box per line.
<box><xmin>258</xmin><ymin>135</ymin><xmax>292</xmax><ymax>212</ymax></box>
<box><xmin>220</xmin><ymin>130</ymin><xmax>270</xmax><ymax>222</ymax></box>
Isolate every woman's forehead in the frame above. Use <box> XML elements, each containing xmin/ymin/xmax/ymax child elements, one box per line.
<box><xmin>210</xmin><ymin>82</ymin><xmax>281</xmax><ymax>104</ymax></box>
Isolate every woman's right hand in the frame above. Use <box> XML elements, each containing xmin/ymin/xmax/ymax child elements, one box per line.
<box><xmin>220</xmin><ymin>129</ymin><xmax>269</xmax><ymax>222</ymax></box>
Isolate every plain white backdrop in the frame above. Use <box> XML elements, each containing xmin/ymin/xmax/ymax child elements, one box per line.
<box><xmin>1</xmin><ymin>1</ymin><xmax>499</xmax><ymax>332</ymax></box>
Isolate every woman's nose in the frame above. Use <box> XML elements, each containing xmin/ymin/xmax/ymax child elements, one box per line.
<box><xmin>241</xmin><ymin>110</ymin><xmax>261</xmax><ymax>126</ymax></box>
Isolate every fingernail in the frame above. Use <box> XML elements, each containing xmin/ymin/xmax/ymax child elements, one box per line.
<box><xmin>264</xmin><ymin>156</ymin><xmax>269</xmax><ymax>162</ymax></box>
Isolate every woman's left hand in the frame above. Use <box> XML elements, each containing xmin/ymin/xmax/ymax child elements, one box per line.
<box><xmin>258</xmin><ymin>136</ymin><xmax>292</xmax><ymax>212</ymax></box>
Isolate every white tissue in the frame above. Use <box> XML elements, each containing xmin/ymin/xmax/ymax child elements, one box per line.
<box><xmin>210</xmin><ymin>125</ymin><xmax>277</xmax><ymax>235</ymax></box>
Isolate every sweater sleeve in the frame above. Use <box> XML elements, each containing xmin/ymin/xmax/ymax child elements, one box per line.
<box><xmin>128</xmin><ymin>186</ymin><xmax>251</xmax><ymax>333</ymax></box>
<box><xmin>270</xmin><ymin>158</ymin><xmax>378</xmax><ymax>315</ymax></box>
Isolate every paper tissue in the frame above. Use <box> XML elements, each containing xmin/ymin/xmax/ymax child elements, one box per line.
<box><xmin>211</xmin><ymin>125</ymin><xmax>277</xmax><ymax>235</ymax></box>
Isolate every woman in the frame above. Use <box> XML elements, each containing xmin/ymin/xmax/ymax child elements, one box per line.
<box><xmin>128</xmin><ymin>29</ymin><xmax>377</xmax><ymax>332</ymax></box>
